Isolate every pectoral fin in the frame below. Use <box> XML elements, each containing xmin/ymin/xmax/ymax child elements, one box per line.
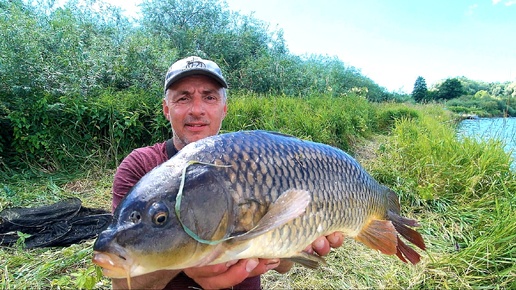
<box><xmin>232</xmin><ymin>189</ymin><xmax>311</xmax><ymax>241</ymax></box>
<box><xmin>288</xmin><ymin>252</ymin><xmax>327</xmax><ymax>269</ymax></box>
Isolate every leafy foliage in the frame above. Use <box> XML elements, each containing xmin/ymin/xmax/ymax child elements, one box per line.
<box><xmin>1</xmin><ymin>0</ymin><xmax>395</xmax><ymax>169</ymax></box>
<box><xmin>437</xmin><ymin>78</ymin><xmax>464</xmax><ymax>100</ymax></box>
<box><xmin>224</xmin><ymin>93</ymin><xmax>375</xmax><ymax>151</ymax></box>
<box><xmin>5</xmin><ymin>90</ymin><xmax>169</xmax><ymax>171</ymax></box>
<box><xmin>446</xmin><ymin>95</ymin><xmax>515</xmax><ymax>117</ymax></box>
<box><xmin>374</xmin><ymin>104</ymin><xmax>420</xmax><ymax>133</ymax></box>
<box><xmin>413</xmin><ymin>76</ymin><xmax>516</xmax><ymax>116</ymax></box>
<box><xmin>412</xmin><ymin>76</ymin><xmax>428</xmax><ymax>103</ymax></box>
<box><xmin>443</xmin><ymin>79</ymin><xmax>516</xmax><ymax>117</ymax></box>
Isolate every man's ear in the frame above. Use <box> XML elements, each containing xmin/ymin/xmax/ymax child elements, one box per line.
<box><xmin>162</xmin><ymin>98</ymin><xmax>170</xmax><ymax>121</ymax></box>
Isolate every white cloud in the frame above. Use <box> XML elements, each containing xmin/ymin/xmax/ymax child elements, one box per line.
<box><xmin>466</xmin><ymin>4</ymin><xmax>479</xmax><ymax>15</ymax></box>
<box><xmin>492</xmin><ymin>0</ymin><xmax>516</xmax><ymax>5</ymax></box>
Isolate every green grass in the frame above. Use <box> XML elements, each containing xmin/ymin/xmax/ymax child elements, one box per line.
<box><xmin>1</xmin><ymin>98</ymin><xmax>515</xmax><ymax>289</ymax></box>
<box><xmin>1</xmin><ymin>170</ymin><xmax>114</xmax><ymax>289</ymax></box>
<box><xmin>223</xmin><ymin>93</ymin><xmax>375</xmax><ymax>151</ymax></box>
<box><xmin>1</xmin><ymin>242</ymin><xmax>109</xmax><ymax>289</ymax></box>
<box><xmin>361</xmin><ymin>104</ymin><xmax>516</xmax><ymax>289</ymax></box>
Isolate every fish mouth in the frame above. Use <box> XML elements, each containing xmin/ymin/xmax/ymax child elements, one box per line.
<box><xmin>92</xmin><ymin>251</ymin><xmax>134</xmax><ymax>278</ymax></box>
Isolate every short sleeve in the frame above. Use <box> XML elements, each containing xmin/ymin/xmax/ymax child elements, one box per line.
<box><xmin>111</xmin><ymin>142</ymin><xmax>168</xmax><ymax>212</ymax></box>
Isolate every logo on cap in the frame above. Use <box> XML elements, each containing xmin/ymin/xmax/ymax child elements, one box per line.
<box><xmin>185</xmin><ymin>60</ymin><xmax>206</xmax><ymax>69</ymax></box>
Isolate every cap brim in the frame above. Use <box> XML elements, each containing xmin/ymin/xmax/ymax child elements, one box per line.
<box><xmin>165</xmin><ymin>69</ymin><xmax>228</xmax><ymax>90</ymax></box>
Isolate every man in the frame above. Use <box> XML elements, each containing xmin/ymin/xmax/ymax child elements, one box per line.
<box><xmin>111</xmin><ymin>56</ymin><xmax>344</xmax><ymax>289</ymax></box>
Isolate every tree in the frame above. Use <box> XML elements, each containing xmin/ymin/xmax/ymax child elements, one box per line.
<box><xmin>474</xmin><ymin>90</ymin><xmax>490</xmax><ymax>99</ymax></box>
<box><xmin>412</xmin><ymin>76</ymin><xmax>428</xmax><ymax>103</ymax></box>
<box><xmin>140</xmin><ymin>0</ymin><xmax>232</xmax><ymax>56</ymax></box>
<box><xmin>438</xmin><ymin>78</ymin><xmax>464</xmax><ymax>100</ymax></box>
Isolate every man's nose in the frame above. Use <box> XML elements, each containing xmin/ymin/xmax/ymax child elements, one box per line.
<box><xmin>189</xmin><ymin>96</ymin><xmax>205</xmax><ymax>115</ymax></box>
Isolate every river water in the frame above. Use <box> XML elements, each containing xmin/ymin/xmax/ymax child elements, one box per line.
<box><xmin>457</xmin><ymin>117</ymin><xmax>516</xmax><ymax>167</ymax></box>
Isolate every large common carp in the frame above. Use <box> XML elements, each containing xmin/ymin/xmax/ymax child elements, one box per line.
<box><xmin>93</xmin><ymin>130</ymin><xmax>425</xmax><ymax>280</ymax></box>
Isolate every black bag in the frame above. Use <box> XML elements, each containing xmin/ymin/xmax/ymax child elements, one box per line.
<box><xmin>0</xmin><ymin>198</ymin><xmax>112</xmax><ymax>248</ymax></box>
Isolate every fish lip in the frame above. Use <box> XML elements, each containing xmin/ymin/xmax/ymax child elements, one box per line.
<box><xmin>92</xmin><ymin>249</ymin><xmax>135</xmax><ymax>278</ymax></box>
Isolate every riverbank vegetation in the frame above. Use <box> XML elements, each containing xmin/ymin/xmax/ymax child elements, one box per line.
<box><xmin>1</xmin><ymin>0</ymin><xmax>515</xmax><ymax>289</ymax></box>
<box><xmin>412</xmin><ymin>76</ymin><xmax>516</xmax><ymax>117</ymax></box>
<box><xmin>0</xmin><ymin>0</ymin><xmax>403</xmax><ymax>171</ymax></box>
<box><xmin>2</xmin><ymin>96</ymin><xmax>515</xmax><ymax>289</ymax></box>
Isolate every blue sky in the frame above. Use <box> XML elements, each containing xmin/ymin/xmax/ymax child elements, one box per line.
<box><xmin>109</xmin><ymin>0</ymin><xmax>516</xmax><ymax>93</ymax></box>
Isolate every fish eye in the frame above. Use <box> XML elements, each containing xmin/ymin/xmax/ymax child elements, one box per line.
<box><xmin>153</xmin><ymin>212</ymin><xmax>168</xmax><ymax>225</ymax></box>
<box><xmin>149</xmin><ymin>201</ymin><xmax>169</xmax><ymax>226</ymax></box>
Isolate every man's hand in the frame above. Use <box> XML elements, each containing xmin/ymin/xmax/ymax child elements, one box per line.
<box><xmin>308</xmin><ymin>231</ymin><xmax>345</xmax><ymax>256</ymax></box>
<box><xmin>183</xmin><ymin>258</ymin><xmax>280</xmax><ymax>289</ymax></box>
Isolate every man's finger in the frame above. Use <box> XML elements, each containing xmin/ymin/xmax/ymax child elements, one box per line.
<box><xmin>185</xmin><ymin>259</ymin><xmax>251</xmax><ymax>289</ymax></box>
<box><xmin>327</xmin><ymin>232</ymin><xmax>344</xmax><ymax>248</ymax></box>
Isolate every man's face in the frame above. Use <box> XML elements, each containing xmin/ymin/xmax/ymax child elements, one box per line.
<box><xmin>163</xmin><ymin>75</ymin><xmax>227</xmax><ymax>150</ymax></box>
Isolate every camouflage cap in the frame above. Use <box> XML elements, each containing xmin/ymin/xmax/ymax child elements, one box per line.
<box><xmin>164</xmin><ymin>56</ymin><xmax>228</xmax><ymax>92</ymax></box>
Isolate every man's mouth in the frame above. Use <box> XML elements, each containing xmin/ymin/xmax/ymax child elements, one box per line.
<box><xmin>185</xmin><ymin>123</ymin><xmax>207</xmax><ymax>131</ymax></box>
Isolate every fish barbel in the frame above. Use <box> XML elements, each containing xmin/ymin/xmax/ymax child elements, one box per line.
<box><xmin>93</xmin><ymin>130</ymin><xmax>426</xmax><ymax>279</ymax></box>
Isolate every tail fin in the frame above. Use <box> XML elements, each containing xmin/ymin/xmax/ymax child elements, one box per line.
<box><xmin>355</xmin><ymin>189</ymin><xmax>426</xmax><ymax>265</ymax></box>
<box><xmin>388</xmin><ymin>210</ymin><xmax>426</xmax><ymax>264</ymax></box>
<box><xmin>386</xmin><ymin>188</ymin><xmax>426</xmax><ymax>264</ymax></box>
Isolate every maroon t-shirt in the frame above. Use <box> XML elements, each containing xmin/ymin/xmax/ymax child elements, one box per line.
<box><xmin>112</xmin><ymin>141</ymin><xmax>261</xmax><ymax>290</ymax></box>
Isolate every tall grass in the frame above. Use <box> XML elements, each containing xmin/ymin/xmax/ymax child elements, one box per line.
<box><xmin>1</xmin><ymin>97</ymin><xmax>515</xmax><ymax>289</ymax></box>
<box><xmin>363</xmin><ymin>104</ymin><xmax>516</xmax><ymax>289</ymax></box>
<box><xmin>223</xmin><ymin>93</ymin><xmax>375</xmax><ymax>151</ymax></box>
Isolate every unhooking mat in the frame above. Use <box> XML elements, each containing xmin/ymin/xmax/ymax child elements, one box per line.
<box><xmin>0</xmin><ymin>198</ymin><xmax>112</xmax><ymax>248</ymax></box>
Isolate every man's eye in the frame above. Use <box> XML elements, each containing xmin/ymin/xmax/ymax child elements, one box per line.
<box><xmin>175</xmin><ymin>97</ymin><xmax>189</xmax><ymax>103</ymax></box>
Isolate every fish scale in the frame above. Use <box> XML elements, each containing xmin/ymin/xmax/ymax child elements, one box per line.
<box><xmin>93</xmin><ymin>130</ymin><xmax>426</xmax><ymax>279</ymax></box>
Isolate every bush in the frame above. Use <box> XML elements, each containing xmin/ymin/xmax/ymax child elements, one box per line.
<box><xmin>4</xmin><ymin>89</ymin><xmax>169</xmax><ymax>172</ymax></box>
<box><xmin>3</xmin><ymin>91</ymin><xmax>378</xmax><ymax>174</ymax></box>
<box><xmin>446</xmin><ymin>95</ymin><xmax>515</xmax><ymax>117</ymax></box>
